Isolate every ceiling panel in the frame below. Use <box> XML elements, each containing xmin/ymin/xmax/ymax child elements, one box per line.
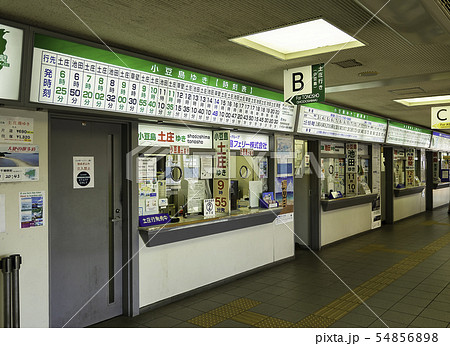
<box><xmin>1</xmin><ymin>0</ymin><xmax>450</xmax><ymax>129</ymax></box>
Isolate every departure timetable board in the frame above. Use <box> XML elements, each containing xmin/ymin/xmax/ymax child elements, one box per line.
<box><xmin>386</xmin><ymin>121</ymin><xmax>431</xmax><ymax>148</ymax></box>
<box><xmin>30</xmin><ymin>34</ymin><xmax>296</xmax><ymax>132</ymax></box>
<box><xmin>297</xmin><ymin>103</ymin><xmax>387</xmax><ymax>143</ymax></box>
<box><xmin>430</xmin><ymin>132</ymin><xmax>450</xmax><ymax>152</ymax></box>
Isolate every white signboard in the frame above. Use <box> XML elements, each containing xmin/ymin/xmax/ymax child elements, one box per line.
<box><xmin>0</xmin><ymin>23</ymin><xmax>23</xmax><ymax>101</ymax></box>
<box><xmin>30</xmin><ymin>34</ymin><xmax>296</xmax><ymax>132</ymax></box>
<box><xmin>73</xmin><ymin>156</ymin><xmax>94</xmax><ymax>189</ymax></box>
<box><xmin>139</xmin><ymin>124</ymin><xmax>212</xmax><ymax>148</ymax></box>
<box><xmin>386</xmin><ymin>122</ymin><xmax>431</xmax><ymax>148</ymax></box>
<box><xmin>203</xmin><ymin>198</ymin><xmax>215</xmax><ymax>218</ymax></box>
<box><xmin>431</xmin><ymin>106</ymin><xmax>450</xmax><ymax>130</ymax></box>
<box><xmin>0</xmin><ymin>116</ymin><xmax>34</xmax><ymax>143</ymax></box>
<box><xmin>230</xmin><ymin>131</ymin><xmax>269</xmax><ymax>151</ymax></box>
<box><xmin>298</xmin><ymin>104</ymin><xmax>387</xmax><ymax>143</ymax></box>
<box><xmin>0</xmin><ymin>144</ymin><xmax>39</xmax><ymax>182</ymax></box>
<box><xmin>431</xmin><ymin>131</ymin><xmax>450</xmax><ymax>151</ymax></box>
<box><xmin>0</xmin><ymin>194</ymin><xmax>5</xmax><ymax>233</ymax></box>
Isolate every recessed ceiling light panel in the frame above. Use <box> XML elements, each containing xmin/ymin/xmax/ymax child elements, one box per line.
<box><xmin>394</xmin><ymin>94</ymin><xmax>450</xmax><ymax>106</ymax></box>
<box><xmin>230</xmin><ymin>19</ymin><xmax>365</xmax><ymax>60</ymax></box>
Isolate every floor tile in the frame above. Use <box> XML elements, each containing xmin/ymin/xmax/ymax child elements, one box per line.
<box><xmin>409</xmin><ymin>316</ymin><xmax>448</xmax><ymax>328</ymax></box>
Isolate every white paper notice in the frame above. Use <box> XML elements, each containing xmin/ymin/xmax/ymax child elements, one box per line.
<box><xmin>73</xmin><ymin>156</ymin><xmax>94</xmax><ymax>189</ymax></box>
<box><xmin>0</xmin><ymin>194</ymin><xmax>5</xmax><ymax>233</ymax></box>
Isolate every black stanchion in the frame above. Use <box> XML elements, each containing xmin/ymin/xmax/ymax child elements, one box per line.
<box><xmin>11</xmin><ymin>254</ymin><xmax>22</xmax><ymax>328</ymax></box>
<box><xmin>0</xmin><ymin>257</ymin><xmax>12</xmax><ymax>328</ymax></box>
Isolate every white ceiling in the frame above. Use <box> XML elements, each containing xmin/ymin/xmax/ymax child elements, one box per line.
<box><xmin>1</xmin><ymin>0</ymin><xmax>450</xmax><ymax>132</ymax></box>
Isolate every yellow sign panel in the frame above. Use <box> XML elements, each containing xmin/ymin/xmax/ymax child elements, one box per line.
<box><xmin>431</xmin><ymin>107</ymin><xmax>450</xmax><ymax>129</ymax></box>
<box><xmin>213</xmin><ymin>178</ymin><xmax>229</xmax><ymax>214</ymax></box>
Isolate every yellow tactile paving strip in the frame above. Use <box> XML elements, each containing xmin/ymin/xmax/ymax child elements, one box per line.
<box><xmin>292</xmin><ymin>231</ymin><xmax>450</xmax><ymax>328</ymax></box>
<box><xmin>187</xmin><ymin>230</ymin><xmax>450</xmax><ymax>328</ymax></box>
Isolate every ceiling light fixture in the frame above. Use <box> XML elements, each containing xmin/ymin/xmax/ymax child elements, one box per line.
<box><xmin>393</xmin><ymin>95</ymin><xmax>450</xmax><ymax>107</ymax></box>
<box><xmin>230</xmin><ymin>19</ymin><xmax>365</xmax><ymax>60</ymax></box>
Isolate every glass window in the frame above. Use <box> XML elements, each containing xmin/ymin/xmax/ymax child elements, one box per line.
<box><xmin>138</xmin><ymin>132</ymin><xmax>277</xmax><ymax>230</ymax></box>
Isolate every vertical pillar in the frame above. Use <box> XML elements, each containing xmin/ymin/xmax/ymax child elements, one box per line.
<box><xmin>384</xmin><ymin>147</ymin><xmax>394</xmax><ymax>224</ymax></box>
<box><xmin>309</xmin><ymin>140</ymin><xmax>321</xmax><ymax>250</ymax></box>
<box><xmin>426</xmin><ymin>150</ymin><xmax>434</xmax><ymax>211</ymax></box>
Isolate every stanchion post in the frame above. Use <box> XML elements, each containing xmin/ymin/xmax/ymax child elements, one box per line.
<box><xmin>11</xmin><ymin>254</ymin><xmax>22</xmax><ymax>328</ymax></box>
<box><xmin>0</xmin><ymin>257</ymin><xmax>12</xmax><ymax>328</ymax></box>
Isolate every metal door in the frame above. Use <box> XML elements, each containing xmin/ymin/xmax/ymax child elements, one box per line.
<box><xmin>50</xmin><ymin>118</ymin><xmax>123</xmax><ymax>328</ymax></box>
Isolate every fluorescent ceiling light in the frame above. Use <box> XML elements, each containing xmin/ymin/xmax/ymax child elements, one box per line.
<box><xmin>230</xmin><ymin>19</ymin><xmax>365</xmax><ymax>60</ymax></box>
<box><xmin>394</xmin><ymin>95</ymin><xmax>450</xmax><ymax>106</ymax></box>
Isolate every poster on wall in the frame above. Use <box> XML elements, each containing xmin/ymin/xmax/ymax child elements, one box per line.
<box><xmin>275</xmin><ymin>176</ymin><xmax>294</xmax><ymax>208</ymax></box>
<box><xmin>0</xmin><ymin>23</ymin><xmax>23</xmax><ymax>101</ymax></box>
<box><xmin>0</xmin><ymin>116</ymin><xmax>34</xmax><ymax>143</ymax></box>
<box><xmin>19</xmin><ymin>191</ymin><xmax>44</xmax><ymax>229</ymax></box>
<box><xmin>0</xmin><ymin>194</ymin><xmax>5</xmax><ymax>233</ymax></box>
<box><xmin>73</xmin><ymin>156</ymin><xmax>95</xmax><ymax>189</ymax></box>
<box><xmin>0</xmin><ymin>144</ymin><xmax>39</xmax><ymax>182</ymax></box>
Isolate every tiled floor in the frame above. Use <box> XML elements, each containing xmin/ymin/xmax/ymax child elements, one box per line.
<box><xmin>93</xmin><ymin>207</ymin><xmax>450</xmax><ymax>328</ymax></box>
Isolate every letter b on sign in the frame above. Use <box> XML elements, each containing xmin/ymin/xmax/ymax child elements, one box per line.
<box><xmin>292</xmin><ymin>72</ymin><xmax>304</xmax><ymax>92</ymax></box>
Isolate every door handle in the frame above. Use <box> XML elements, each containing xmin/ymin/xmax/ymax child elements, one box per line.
<box><xmin>111</xmin><ymin>217</ymin><xmax>121</xmax><ymax>223</ymax></box>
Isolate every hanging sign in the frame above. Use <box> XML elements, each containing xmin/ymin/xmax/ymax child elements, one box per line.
<box><xmin>345</xmin><ymin>143</ymin><xmax>358</xmax><ymax>196</ymax></box>
<box><xmin>0</xmin><ymin>23</ymin><xmax>23</xmax><ymax>101</ymax></box>
<box><xmin>430</xmin><ymin>132</ymin><xmax>450</xmax><ymax>151</ymax></box>
<box><xmin>0</xmin><ymin>116</ymin><xmax>34</xmax><ymax>143</ymax></box>
<box><xmin>73</xmin><ymin>156</ymin><xmax>94</xmax><ymax>189</ymax></box>
<box><xmin>284</xmin><ymin>64</ymin><xmax>324</xmax><ymax>105</ymax></box>
<box><xmin>0</xmin><ymin>144</ymin><xmax>39</xmax><ymax>182</ymax></box>
<box><xmin>298</xmin><ymin>103</ymin><xmax>387</xmax><ymax>143</ymax></box>
<box><xmin>30</xmin><ymin>33</ymin><xmax>296</xmax><ymax>132</ymax></box>
<box><xmin>386</xmin><ymin>121</ymin><xmax>431</xmax><ymax>148</ymax></box>
<box><xmin>431</xmin><ymin>107</ymin><xmax>450</xmax><ymax>130</ymax></box>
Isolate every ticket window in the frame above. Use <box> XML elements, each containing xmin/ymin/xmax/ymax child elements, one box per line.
<box><xmin>139</xmin><ymin>153</ymin><xmax>214</xmax><ymax>221</ymax></box>
<box><xmin>440</xmin><ymin>152</ymin><xmax>450</xmax><ymax>182</ymax></box>
<box><xmin>320</xmin><ymin>141</ymin><xmax>345</xmax><ymax>199</ymax></box>
<box><xmin>230</xmin><ymin>153</ymin><xmax>269</xmax><ymax>212</ymax></box>
<box><xmin>393</xmin><ymin>148</ymin><xmax>420</xmax><ymax>188</ymax></box>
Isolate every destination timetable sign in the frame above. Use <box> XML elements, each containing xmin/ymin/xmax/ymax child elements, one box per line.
<box><xmin>297</xmin><ymin>103</ymin><xmax>387</xmax><ymax>143</ymax></box>
<box><xmin>30</xmin><ymin>34</ymin><xmax>296</xmax><ymax>132</ymax></box>
<box><xmin>386</xmin><ymin>121</ymin><xmax>431</xmax><ymax>148</ymax></box>
<box><xmin>430</xmin><ymin>132</ymin><xmax>450</xmax><ymax>152</ymax></box>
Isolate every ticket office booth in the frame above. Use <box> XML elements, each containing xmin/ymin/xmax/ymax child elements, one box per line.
<box><xmin>294</xmin><ymin>103</ymin><xmax>385</xmax><ymax>249</ymax></box>
<box><xmin>137</xmin><ymin>124</ymin><xmax>295</xmax><ymax>308</ymax></box>
<box><xmin>384</xmin><ymin>122</ymin><xmax>431</xmax><ymax>223</ymax></box>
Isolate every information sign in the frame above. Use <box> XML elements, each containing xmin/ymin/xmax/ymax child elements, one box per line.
<box><xmin>30</xmin><ymin>34</ymin><xmax>296</xmax><ymax>132</ymax></box>
<box><xmin>386</xmin><ymin>121</ymin><xmax>431</xmax><ymax>148</ymax></box>
<box><xmin>0</xmin><ymin>23</ymin><xmax>23</xmax><ymax>101</ymax></box>
<box><xmin>298</xmin><ymin>103</ymin><xmax>387</xmax><ymax>142</ymax></box>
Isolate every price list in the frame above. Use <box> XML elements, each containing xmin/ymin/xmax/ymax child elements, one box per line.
<box><xmin>31</xmin><ymin>35</ymin><xmax>296</xmax><ymax>132</ymax></box>
<box><xmin>430</xmin><ymin>132</ymin><xmax>450</xmax><ymax>152</ymax></box>
<box><xmin>298</xmin><ymin>103</ymin><xmax>387</xmax><ymax>143</ymax></box>
<box><xmin>386</xmin><ymin>122</ymin><xmax>431</xmax><ymax>148</ymax></box>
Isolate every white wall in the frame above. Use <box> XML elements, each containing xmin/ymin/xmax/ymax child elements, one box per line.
<box><xmin>0</xmin><ymin>108</ymin><xmax>49</xmax><ymax>328</ymax></box>
<box><xmin>139</xmin><ymin>219</ymin><xmax>294</xmax><ymax>307</ymax></box>
<box><xmin>321</xmin><ymin>203</ymin><xmax>372</xmax><ymax>246</ymax></box>
<box><xmin>394</xmin><ymin>192</ymin><xmax>426</xmax><ymax>222</ymax></box>
<box><xmin>433</xmin><ymin>187</ymin><xmax>450</xmax><ymax>209</ymax></box>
